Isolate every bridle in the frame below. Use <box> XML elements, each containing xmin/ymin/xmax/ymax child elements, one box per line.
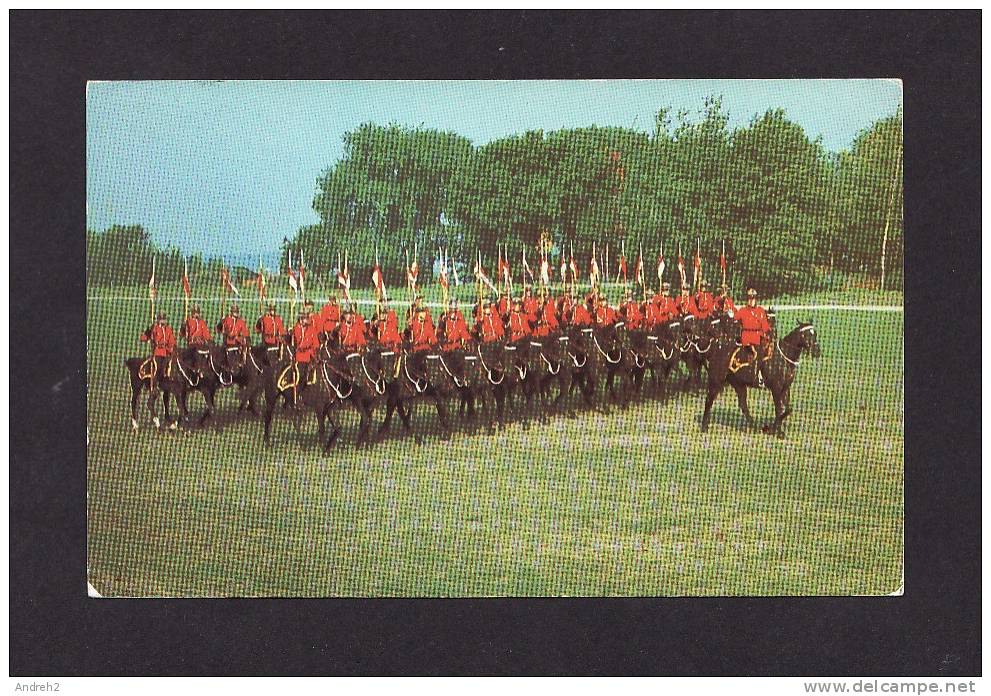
<box><xmin>209</xmin><ymin>351</ymin><xmax>233</xmax><ymax>385</ymax></box>
<box><xmin>592</xmin><ymin>332</ymin><xmax>622</xmax><ymax>364</ymax></box>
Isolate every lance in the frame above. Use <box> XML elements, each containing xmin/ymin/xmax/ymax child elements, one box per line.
<box><xmin>288</xmin><ymin>248</ymin><xmax>297</xmax><ymax>320</ymax></box>
<box><xmin>721</xmin><ymin>239</ymin><xmax>727</xmax><ymax>290</ymax></box>
<box><xmin>299</xmin><ymin>248</ymin><xmax>306</xmax><ymax>303</ymax></box>
<box><xmin>637</xmin><ymin>239</ymin><xmax>660</xmax><ymax>304</ymax></box>
<box><xmin>149</xmin><ymin>256</ymin><xmax>156</xmax><ymax>325</ymax></box>
<box><xmin>182</xmin><ymin>256</ymin><xmax>190</xmax><ymax>322</ymax></box>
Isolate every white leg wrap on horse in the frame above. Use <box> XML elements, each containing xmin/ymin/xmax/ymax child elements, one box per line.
<box><xmin>131</xmin><ymin>418</ymin><xmax>139</xmax><ymax>431</ymax></box>
<box><xmin>153</xmin><ymin>416</ymin><xmax>161</xmax><ymax>429</ymax></box>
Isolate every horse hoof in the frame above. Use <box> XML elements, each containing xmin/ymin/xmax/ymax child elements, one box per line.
<box><xmin>169</xmin><ymin>422</ymin><xmax>178</xmax><ymax>431</ymax></box>
<box><xmin>152</xmin><ymin>417</ymin><xmax>161</xmax><ymax>429</ymax></box>
<box><xmin>130</xmin><ymin>418</ymin><xmax>139</xmax><ymax>431</ymax></box>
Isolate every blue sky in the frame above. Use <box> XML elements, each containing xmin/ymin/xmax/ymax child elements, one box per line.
<box><xmin>87</xmin><ymin>79</ymin><xmax>902</xmax><ymax>265</ymax></box>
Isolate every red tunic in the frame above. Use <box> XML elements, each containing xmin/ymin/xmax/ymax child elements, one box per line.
<box><xmin>410</xmin><ymin>316</ymin><xmax>438</xmax><ymax>352</ymax></box>
<box><xmin>340</xmin><ymin>315</ymin><xmax>367</xmax><ymax>349</ymax></box>
<box><xmin>558</xmin><ymin>296</ymin><xmax>574</xmax><ymax>324</ymax></box>
<box><xmin>507</xmin><ymin>310</ymin><xmax>531</xmax><ymax>342</ymax></box>
<box><xmin>736</xmin><ymin>305</ymin><xmax>771</xmax><ymax>346</ymax></box>
<box><xmin>716</xmin><ymin>295</ymin><xmax>737</xmax><ymax>314</ymax></box>
<box><xmin>533</xmin><ymin>298</ymin><xmax>559</xmax><ymax>337</ymax></box>
<box><xmin>497</xmin><ymin>297</ymin><xmax>509</xmax><ymax>318</ymax></box>
<box><xmin>440</xmin><ymin>310</ymin><xmax>471</xmax><ymax>351</ymax></box>
<box><xmin>141</xmin><ymin>324</ymin><xmax>176</xmax><ymax>357</ymax></box>
<box><xmin>676</xmin><ymin>295</ymin><xmax>697</xmax><ymax>316</ymax></box>
<box><xmin>571</xmin><ymin>303</ymin><xmax>593</xmax><ymax>327</ymax></box>
<box><xmin>621</xmin><ymin>301</ymin><xmax>644</xmax><ymax>330</ymax></box>
<box><xmin>218</xmin><ymin>315</ymin><xmax>249</xmax><ymax>346</ymax></box>
<box><xmin>375</xmin><ymin>310</ymin><xmax>402</xmax><ymax>350</ymax></box>
<box><xmin>594</xmin><ymin>304</ymin><xmax>617</xmax><ymax>326</ymax></box>
<box><xmin>693</xmin><ymin>291</ymin><xmax>715</xmax><ymax>319</ymax></box>
<box><xmin>478</xmin><ymin>314</ymin><xmax>505</xmax><ymax>343</ymax></box>
<box><xmin>319</xmin><ymin>303</ymin><xmax>341</xmax><ymax>335</ymax></box>
<box><xmin>292</xmin><ymin>322</ymin><xmax>320</xmax><ymax>363</ymax></box>
<box><xmin>181</xmin><ymin>317</ymin><xmax>212</xmax><ymax>346</ymax></box>
<box><xmin>256</xmin><ymin>314</ymin><xmax>286</xmax><ymax>345</ymax></box>
<box><xmin>522</xmin><ymin>296</ymin><xmax>539</xmax><ymax>324</ymax></box>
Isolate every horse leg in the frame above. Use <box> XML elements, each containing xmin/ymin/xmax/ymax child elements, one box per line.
<box><xmin>146</xmin><ymin>390</ymin><xmax>160</xmax><ymax>429</ymax></box>
<box><xmin>377</xmin><ymin>398</ymin><xmax>397</xmax><ymax>437</ymax></box>
<box><xmin>434</xmin><ymin>396</ymin><xmax>452</xmax><ymax>440</ymax></box>
<box><xmin>323</xmin><ymin>406</ymin><xmax>341</xmax><ymax>452</ymax></box>
<box><xmin>263</xmin><ymin>391</ymin><xmax>279</xmax><ymax>445</ymax></box>
<box><xmin>731</xmin><ymin>381</ymin><xmax>756</xmax><ymax>429</ymax></box>
<box><xmin>700</xmin><ymin>379</ymin><xmax>724</xmax><ymax>433</ymax></box>
<box><xmin>129</xmin><ymin>379</ymin><xmax>142</xmax><ymax>430</ymax></box>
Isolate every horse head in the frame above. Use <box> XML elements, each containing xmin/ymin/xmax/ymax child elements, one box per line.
<box><xmin>795</xmin><ymin>321</ymin><xmax>822</xmax><ymax>359</ymax></box>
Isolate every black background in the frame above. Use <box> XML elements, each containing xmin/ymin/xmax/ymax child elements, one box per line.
<box><xmin>10</xmin><ymin>10</ymin><xmax>981</xmax><ymax>676</ymax></box>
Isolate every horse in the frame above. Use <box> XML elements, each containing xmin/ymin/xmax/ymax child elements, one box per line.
<box><xmin>525</xmin><ymin>332</ymin><xmax>571</xmax><ymax>419</ymax></box>
<box><xmin>379</xmin><ymin>345</ymin><xmax>468</xmax><ymax>441</ymax></box>
<box><xmin>677</xmin><ymin>314</ymin><xmax>711</xmax><ymax>390</ymax></box>
<box><xmin>456</xmin><ymin>339</ymin><xmax>511</xmax><ymax>433</ymax></box>
<box><xmin>124</xmin><ymin>352</ymin><xmax>201</xmax><ymax>430</ymax></box>
<box><xmin>641</xmin><ymin>319</ymin><xmax>683</xmax><ymax>397</ymax></box>
<box><xmin>261</xmin><ymin>352</ymin><xmax>346</xmax><ymax>452</ymax></box>
<box><xmin>700</xmin><ymin>321</ymin><xmax>822</xmax><ymax>437</ymax></box>
<box><xmin>329</xmin><ymin>343</ymin><xmax>390</xmax><ymax>447</ymax></box>
<box><xmin>584</xmin><ymin>323</ymin><xmax>628</xmax><ymax>409</ymax></box>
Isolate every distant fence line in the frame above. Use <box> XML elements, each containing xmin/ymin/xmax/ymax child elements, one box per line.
<box><xmin>86</xmin><ymin>295</ymin><xmax>904</xmax><ymax>313</ymax></box>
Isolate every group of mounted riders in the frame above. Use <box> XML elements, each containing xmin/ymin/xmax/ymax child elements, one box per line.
<box><xmin>129</xmin><ymin>277</ymin><xmax>821</xmax><ymax>445</ymax></box>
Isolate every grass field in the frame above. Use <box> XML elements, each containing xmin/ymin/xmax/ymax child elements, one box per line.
<box><xmin>86</xmin><ymin>290</ymin><xmax>903</xmax><ymax>596</ymax></box>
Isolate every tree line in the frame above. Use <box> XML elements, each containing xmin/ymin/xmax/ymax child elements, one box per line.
<box><xmin>86</xmin><ymin>96</ymin><xmax>903</xmax><ymax>298</ymax></box>
<box><xmin>299</xmin><ymin>97</ymin><xmax>902</xmax><ymax>295</ymax></box>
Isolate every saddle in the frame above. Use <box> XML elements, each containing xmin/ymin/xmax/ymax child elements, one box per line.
<box><xmin>728</xmin><ymin>343</ymin><xmax>772</xmax><ymax>384</ymax></box>
<box><xmin>138</xmin><ymin>356</ymin><xmax>172</xmax><ymax>382</ymax></box>
<box><xmin>277</xmin><ymin>362</ymin><xmax>318</xmax><ymax>393</ymax></box>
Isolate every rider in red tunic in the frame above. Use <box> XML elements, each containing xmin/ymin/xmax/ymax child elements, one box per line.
<box><xmin>216</xmin><ymin>304</ymin><xmax>249</xmax><ymax>347</ymax></box>
<box><xmin>477</xmin><ymin>303</ymin><xmax>505</xmax><ymax>343</ymax></box>
<box><xmin>439</xmin><ymin>301</ymin><xmax>471</xmax><ymax>352</ymax></box>
<box><xmin>736</xmin><ymin>287</ymin><xmax>771</xmax><ymax>351</ymax></box>
<box><xmin>255</xmin><ymin>303</ymin><xmax>286</xmax><ymax>346</ymax></box>
<box><xmin>409</xmin><ymin>307</ymin><xmax>439</xmax><ymax>353</ymax></box>
<box><xmin>533</xmin><ymin>295</ymin><xmax>560</xmax><ymax>337</ymax></box>
<box><xmin>496</xmin><ymin>292</ymin><xmax>510</xmax><ymax>320</ymax></box>
<box><xmin>140</xmin><ymin>313</ymin><xmax>177</xmax><ymax>388</ymax></box>
<box><xmin>620</xmin><ymin>290</ymin><xmax>643</xmax><ymax>330</ymax></box>
<box><xmin>507</xmin><ymin>298</ymin><xmax>531</xmax><ymax>343</ymax></box>
<box><xmin>715</xmin><ymin>284</ymin><xmax>737</xmax><ymax>315</ymax></box>
<box><xmin>522</xmin><ymin>288</ymin><xmax>539</xmax><ymax>324</ymax></box>
<box><xmin>594</xmin><ymin>295</ymin><xmax>617</xmax><ymax>326</ymax></box>
<box><xmin>557</xmin><ymin>292</ymin><xmax>575</xmax><ymax>326</ymax></box>
<box><xmin>570</xmin><ymin>297</ymin><xmax>593</xmax><ymax>327</ymax></box>
<box><xmin>141</xmin><ymin>313</ymin><xmax>177</xmax><ymax>358</ymax></box>
<box><xmin>180</xmin><ymin>306</ymin><xmax>212</xmax><ymax>347</ymax></box>
<box><xmin>693</xmin><ymin>279</ymin><xmax>715</xmax><ymax>319</ymax></box>
<box><xmin>373</xmin><ymin>304</ymin><xmax>402</xmax><ymax>351</ymax></box>
<box><xmin>338</xmin><ymin>307</ymin><xmax>368</xmax><ymax>350</ymax></box>
<box><xmin>676</xmin><ymin>287</ymin><xmax>696</xmax><ymax>316</ymax></box>
<box><xmin>318</xmin><ymin>296</ymin><xmax>341</xmax><ymax>336</ymax></box>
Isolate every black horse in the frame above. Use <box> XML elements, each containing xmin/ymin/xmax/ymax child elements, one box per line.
<box><xmin>641</xmin><ymin>319</ymin><xmax>684</xmax><ymax>396</ymax></box>
<box><xmin>261</xmin><ymin>353</ymin><xmax>346</xmax><ymax>451</ymax></box>
<box><xmin>124</xmin><ymin>352</ymin><xmax>201</xmax><ymax>430</ymax></box>
<box><xmin>700</xmin><ymin>321</ymin><xmax>822</xmax><ymax>437</ymax></box>
<box><xmin>379</xmin><ymin>346</ymin><xmax>468</xmax><ymax>441</ymax></box>
<box><xmin>455</xmin><ymin>340</ymin><xmax>510</xmax><ymax>433</ymax></box>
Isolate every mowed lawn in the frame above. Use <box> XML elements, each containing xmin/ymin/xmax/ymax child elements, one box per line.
<box><xmin>87</xmin><ymin>294</ymin><xmax>903</xmax><ymax>596</ymax></box>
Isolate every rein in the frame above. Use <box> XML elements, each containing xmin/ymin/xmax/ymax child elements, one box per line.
<box><xmin>776</xmin><ymin>338</ymin><xmax>803</xmax><ymax>367</ymax></box>
<box><xmin>592</xmin><ymin>333</ymin><xmax>621</xmax><ymax>364</ymax></box>
<box><xmin>322</xmin><ymin>362</ymin><xmax>353</xmax><ymax>399</ymax></box>
<box><xmin>437</xmin><ymin>353</ymin><xmax>466</xmax><ymax>388</ymax></box>
<box><xmin>476</xmin><ymin>344</ymin><xmax>504</xmax><ymax>385</ymax></box>
<box><xmin>540</xmin><ymin>351</ymin><xmax>561</xmax><ymax>375</ymax></box>
<box><xmin>248</xmin><ymin>350</ymin><xmax>263</xmax><ymax>374</ymax></box>
<box><xmin>209</xmin><ymin>352</ymin><xmax>233</xmax><ymax>385</ymax></box>
<box><xmin>175</xmin><ymin>358</ymin><xmax>200</xmax><ymax>387</ymax></box>
<box><xmin>403</xmin><ymin>357</ymin><xmax>429</xmax><ymax>393</ymax></box>
<box><xmin>694</xmin><ymin>337</ymin><xmax>714</xmax><ymax>354</ymax></box>
<box><xmin>351</xmin><ymin>352</ymin><xmax>386</xmax><ymax>394</ymax></box>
